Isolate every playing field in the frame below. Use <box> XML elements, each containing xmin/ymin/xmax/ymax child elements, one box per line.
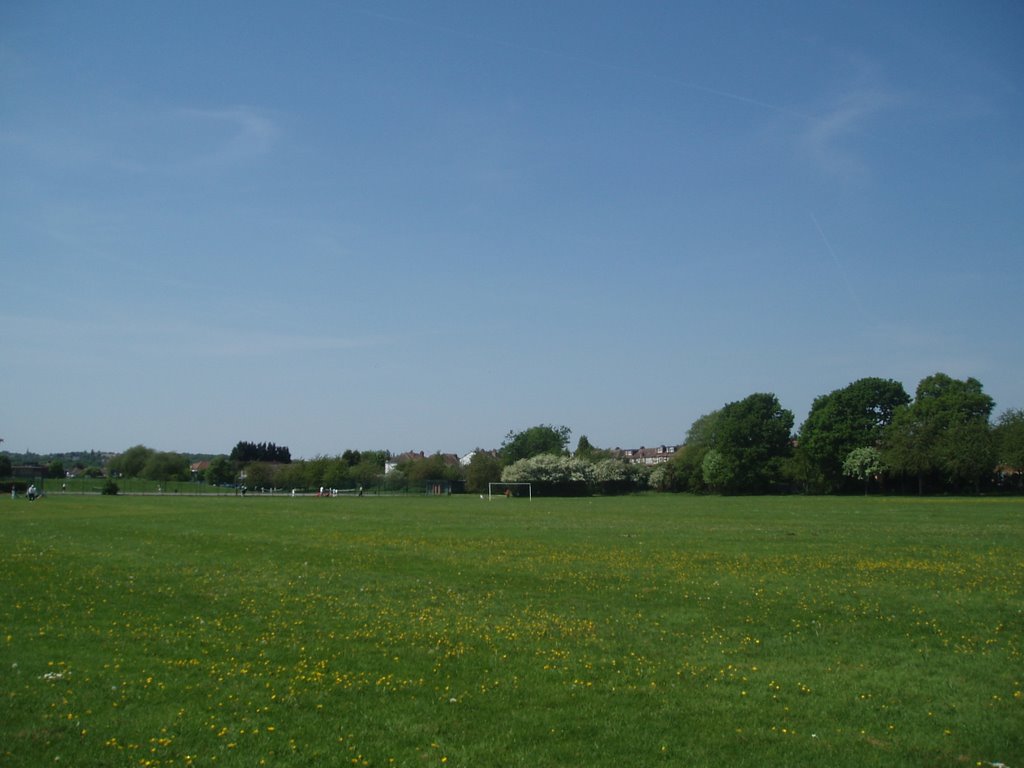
<box><xmin>1</xmin><ymin>493</ymin><xmax>1021</xmax><ymax>767</ymax></box>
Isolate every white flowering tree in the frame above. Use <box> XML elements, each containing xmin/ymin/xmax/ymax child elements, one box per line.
<box><xmin>593</xmin><ymin>458</ymin><xmax>650</xmax><ymax>494</ymax></box>
<box><xmin>701</xmin><ymin>449</ymin><xmax>735</xmax><ymax>493</ymax></box>
<box><xmin>501</xmin><ymin>454</ymin><xmax>594</xmax><ymax>495</ymax></box>
<box><xmin>648</xmin><ymin>463</ymin><xmax>670</xmax><ymax>491</ymax></box>
<box><xmin>842</xmin><ymin>446</ymin><xmax>886</xmax><ymax>495</ymax></box>
<box><xmin>502</xmin><ymin>454</ymin><xmax>650</xmax><ymax>495</ymax></box>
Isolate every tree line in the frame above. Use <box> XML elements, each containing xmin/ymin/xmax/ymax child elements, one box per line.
<box><xmin>661</xmin><ymin>373</ymin><xmax>1022</xmax><ymax>495</ymax></box>
<box><xmin>228</xmin><ymin>441</ymin><xmax>291</xmax><ymax>465</ymax></box>
<box><xmin>7</xmin><ymin>372</ymin><xmax>1021</xmax><ymax>495</ymax></box>
<box><xmin>490</xmin><ymin>374</ymin><xmax>1023</xmax><ymax>496</ymax></box>
<box><xmin>230</xmin><ymin>450</ymin><xmax>392</xmax><ymax>492</ymax></box>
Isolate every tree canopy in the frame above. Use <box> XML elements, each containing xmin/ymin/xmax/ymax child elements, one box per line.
<box><xmin>107</xmin><ymin>445</ymin><xmax>155</xmax><ymax>478</ymax></box>
<box><xmin>140</xmin><ymin>451</ymin><xmax>190</xmax><ymax>482</ymax></box>
<box><xmin>204</xmin><ymin>456</ymin><xmax>235</xmax><ymax>485</ymax></box>
<box><xmin>229</xmin><ymin>441</ymin><xmax>291</xmax><ymax>464</ymax></box>
<box><xmin>6</xmin><ymin>371</ymin><xmax>1016</xmax><ymax>496</ymax></box>
<box><xmin>994</xmin><ymin>409</ymin><xmax>1024</xmax><ymax>490</ymax></box>
<box><xmin>713</xmin><ymin>393</ymin><xmax>794</xmax><ymax>493</ymax></box>
<box><xmin>669</xmin><ymin>393</ymin><xmax>793</xmax><ymax>493</ymax></box>
<box><xmin>500</xmin><ymin>425</ymin><xmax>571</xmax><ymax>463</ymax></box>
<box><xmin>465</xmin><ymin>451</ymin><xmax>502</xmax><ymax>494</ymax></box>
<box><xmin>994</xmin><ymin>409</ymin><xmax>1024</xmax><ymax>468</ymax></box>
<box><xmin>574</xmin><ymin>435</ymin><xmax>612</xmax><ymax>461</ymax></box>
<box><xmin>883</xmin><ymin>373</ymin><xmax>995</xmax><ymax>493</ymax></box>
<box><xmin>796</xmin><ymin>377</ymin><xmax>909</xmax><ymax>492</ymax></box>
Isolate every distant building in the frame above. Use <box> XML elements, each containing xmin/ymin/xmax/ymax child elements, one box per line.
<box><xmin>613</xmin><ymin>445</ymin><xmax>680</xmax><ymax>465</ymax></box>
<box><xmin>459</xmin><ymin>449</ymin><xmax>499</xmax><ymax>466</ymax></box>
<box><xmin>385</xmin><ymin>451</ymin><xmax>461</xmax><ymax>474</ymax></box>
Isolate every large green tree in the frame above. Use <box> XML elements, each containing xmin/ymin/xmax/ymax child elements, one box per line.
<box><xmin>993</xmin><ymin>409</ymin><xmax>1024</xmax><ymax>489</ymax></box>
<box><xmin>320</xmin><ymin>458</ymin><xmax>352</xmax><ymax>490</ymax></box>
<box><xmin>401</xmin><ymin>453</ymin><xmax>462</xmax><ymax>489</ymax></box>
<box><xmin>229</xmin><ymin>441</ymin><xmax>291</xmax><ymax>464</ymax></box>
<box><xmin>108</xmin><ymin>445</ymin><xmax>155</xmax><ymax>478</ymax></box>
<box><xmin>666</xmin><ymin>410</ymin><xmax>722</xmax><ymax>492</ymax></box>
<box><xmin>674</xmin><ymin>395</ymin><xmax>793</xmax><ymax>493</ymax></box>
<box><xmin>465</xmin><ymin>451</ymin><xmax>502</xmax><ymax>494</ymax></box>
<box><xmin>796</xmin><ymin>377</ymin><xmax>910</xmax><ymax>492</ymax></box>
<box><xmin>351</xmin><ymin>457</ymin><xmax>384</xmax><ymax>490</ymax></box>
<box><xmin>883</xmin><ymin>373</ymin><xmax>995</xmax><ymax>493</ymax></box>
<box><xmin>141</xmin><ymin>452</ymin><xmax>190</xmax><ymax>482</ymax></box>
<box><xmin>204</xmin><ymin>456</ymin><xmax>236</xmax><ymax>486</ymax></box>
<box><xmin>712</xmin><ymin>393</ymin><xmax>794</xmax><ymax>493</ymax></box>
<box><xmin>244</xmin><ymin>461</ymin><xmax>275</xmax><ymax>489</ymax></box>
<box><xmin>501</xmin><ymin>425</ymin><xmax>571</xmax><ymax>463</ymax></box>
<box><xmin>574</xmin><ymin>435</ymin><xmax>613</xmax><ymax>462</ymax></box>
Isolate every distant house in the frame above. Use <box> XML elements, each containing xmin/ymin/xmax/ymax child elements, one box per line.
<box><xmin>190</xmin><ymin>461</ymin><xmax>211</xmax><ymax>480</ymax></box>
<box><xmin>460</xmin><ymin>449</ymin><xmax>499</xmax><ymax>466</ymax></box>
<box><xmin>614</xmin><ymin>445</ymin><xmax>680</xmax><ymax>466</ymax></box>
<box><xmin>385</xmin><ymin>451</ymin><xmax>461</xmax><ymax>474</ymax></box>
<box><xmin>385</xmin><ymin>451</ymin><xmax>425</xmax><ymax>474</ymax></box>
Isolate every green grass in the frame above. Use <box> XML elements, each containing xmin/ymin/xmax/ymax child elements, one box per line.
<box><xmin>1</xmin><ymin>494</ymin><xmax>1021</xmax><ymax>767</ymax></box>
<box><xmin>38</xmin><ymin>477</ymin><xmax>240</xmax><ymax>495</ymax></box>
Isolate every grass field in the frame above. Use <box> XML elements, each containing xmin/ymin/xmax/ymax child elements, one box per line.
<box><xmin>1</xmin><ymin>494</ymin><xmax>1021</xmax><ymax>767</ymax></box>
<box><xmin>32</xmin><ymin>478</ymin><xmax>242</xmax><ymax>496</ymax></box>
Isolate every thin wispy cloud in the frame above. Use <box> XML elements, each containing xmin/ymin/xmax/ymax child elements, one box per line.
<box><xmin>810</xmin><ymin>211</ymin><xmax>871</xmax><ymax>323</ymax></box>
<box><xmin>3</xmin><ymin>3</ymin><xmax>1019</xmax><ymax>454</ymax></box>
<box><xmin>109</xmin><ymin>104</ymin><xmax>280</xmax><ymax>174</ymax></box>
<box><xmin>357</xmin><ymin>6</ymin><xmax>904</xmax><ymax>182</ymax></box>
<box><xmin>171</xmin><ymin>106</ymin><xmax>279</xmax><ymax>169</ymax></box>
<box><xmin>356</xmin><ymin>7</ymin><xmax>811</xmax><ymax>122</ymax></box>
<box><xmin>801</xmin><ymin>88</ymin><xmax>896</xmax><ymax>177</ymax></box>
<box><xmin>7</xmin><ymin>102</ymin><xmax>280</xmax><ymax>176</ymax></box>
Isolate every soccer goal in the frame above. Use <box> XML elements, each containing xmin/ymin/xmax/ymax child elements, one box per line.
<box><xmin>488</xmin><ymin>482</ymin><xmax>532</xmax><ymax>500</ymax></box>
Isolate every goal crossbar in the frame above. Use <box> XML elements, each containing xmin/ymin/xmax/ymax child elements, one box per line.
<box><xmin>488</xmin><ymin>482</ymin><xmax>532</xmax><ymax>500</ymax></box>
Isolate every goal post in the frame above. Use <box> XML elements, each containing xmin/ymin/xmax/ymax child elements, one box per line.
<box><xmin>488</xmin><ymin>482</ymin><xmax>532</xmax><ymax>500</ymax></box>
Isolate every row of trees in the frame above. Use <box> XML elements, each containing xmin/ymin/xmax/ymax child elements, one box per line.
<box><xmin>501</xmin><ymin>454</ymin><xmax>653</xmax><ymax>495</ymax></box>
<box><xmin>660</xmin><ymin>373</ymin><xmax>1022</xmax><ymax>495</ymax></box>
<box><xmin>0</xmin><ymin>450</ymin><xmax>111</xmax><ymax>480</ymax></box>
<box><xmin>239</xmin><ymin>450</ymin><xmax>391</xmax><ymax>491</ymax></box>
<box><xmin>107</xmin><ymin>445</ymin><xmax>193</xmax><ymax>482</ymax></box>
<box><xmin>228</xmin><ymin>441</ymin><xmax>291</xmax><ymax>464</ymax></box>
<box><xmin>32</xmin><ymin>372</ymin><xmax>1020</xmax><ymax>496</ymax></box>
<box><xmin>0</xmin><ymin>455</ymin><xmax>76</xmax><ymax>481</ymax></box>
<box><xmin>469</xmin><ymin>374</ymin><xmax>1021</xmax><ymax>496</ymax></box>
<box><xmin>224</xmin><ymin>426</ymin><xmax>594</xmax><ymax>495</ymax></box>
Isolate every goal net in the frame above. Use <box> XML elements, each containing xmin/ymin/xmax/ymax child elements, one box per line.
<box><xmin>488</xmin><ymin>482</ymin><xmax>532</xmax><ymax>500</ymax></box>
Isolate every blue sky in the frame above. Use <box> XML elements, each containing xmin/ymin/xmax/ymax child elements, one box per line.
<box><xmin>2</xmin><ymin>1</ymin><xmax>1022</xmax><ymax>458</ymax></box>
